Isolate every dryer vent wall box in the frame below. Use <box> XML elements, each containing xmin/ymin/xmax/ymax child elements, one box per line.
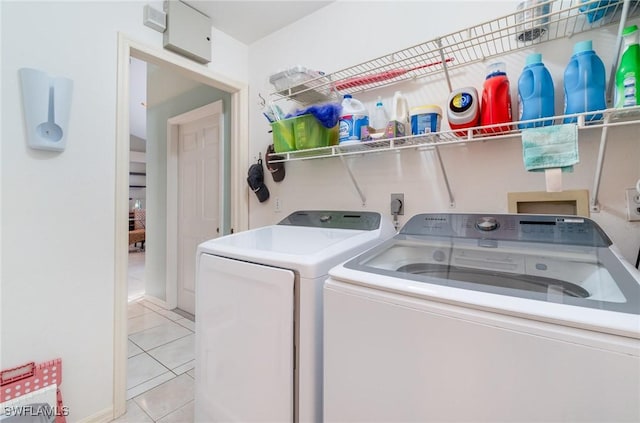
<box><xmin>163</xmin><ymin>1</ymin><xmax>211</xmax><ymax>64</ymax></box>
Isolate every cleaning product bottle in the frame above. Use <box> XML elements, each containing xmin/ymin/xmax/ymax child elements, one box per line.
<box><xmin>563</xmin><ymin>40</ymin><xmax>606</xmax><ymax>123</ymax></box>
<box><xmin>370</xmin><ymin>96</ymin><xmax>389</xmax><ymax>135</ymax></box>
<box><xmin>615</xmin><ymin>24</ymin><xmax>640</xmax><ymax>108</ymax></box>
<box><xmin>518</xmin><ymin>53</ymin><xmax>555</xmax><ymax>129</ymax></box>
<box><xmin>390</xmin><ymin>91</ymin><xmax>410</xmax><ymax>137</ymax></box>
<box><xmin>339</xmin><ymin>94</ymin><xmax>369</xmax><ymax>143</ymax></box>
<box><xmin>480</xmin><ymin>62</ymin><xmax>512</xmax><ymax>134</ymax></box>
<box><xmin>447</xmin><ymin>87</ymin><xmax>480</xmax><ymax>137</ymax></box>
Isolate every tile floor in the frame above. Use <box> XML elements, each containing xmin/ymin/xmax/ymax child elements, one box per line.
<box><xmin>113</xmin><ymin>251</ymin><xmax>196</xmax><ymax>423</ymax></box>
<box><xmin>128</xmin><ymin>248</ymin><xmax>145</xmax><ymax>300</ymax></box>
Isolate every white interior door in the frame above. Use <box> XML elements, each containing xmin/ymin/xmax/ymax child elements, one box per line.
<box><xmin>178</xmin><ymin>112</ymin><xmax>221</xmax><ymax>314</ymax></box>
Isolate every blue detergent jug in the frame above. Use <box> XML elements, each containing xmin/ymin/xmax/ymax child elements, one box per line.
<box><xmin>563</xmin><ymin>40</ymin><xmax>606</xmax><ymax>123</ymax></box>
<box><xmin>518</xmin><ymin>53</ymin><xmax>555</xmax><ymax>129</ymax></box>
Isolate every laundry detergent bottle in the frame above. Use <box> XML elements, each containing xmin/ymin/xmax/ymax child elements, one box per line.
<box><xmin>480</xmin><ymin>62</ymin><xmax>512</xmax><ymax>134</ymax></box>
<box><xmin>370</xmin><ymin>96</ymin><xmax>389</xmax><ymax>133</ymax></box>
<box><xmin>518</xmin><ymin>53</ymin><xmax>555</xmax><ymax>129</ymax></box>
<box><xmin>339</xmin><ymin>94</ymin><xmax>369</xmax><ymax>143</ymax></box>
<box><xmin>563</xmin><ymin>40</ymin><xmax>606</xmax><ymax>123</ymax></box>
<box><xmin>615</xmin><ymin>24</ymin><xmax>640</xmax><ymax>108</ymax></box>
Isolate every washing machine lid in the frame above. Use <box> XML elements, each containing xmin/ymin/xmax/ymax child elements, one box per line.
<box><xmin>333</xmin><ymin>213</ymin><xmax>640</xmax><ymax>335</ymax></box>
<box><xmin>198</xmin><ymin>211</ymin><xmax>395</xmax><ymax>278</ymax></box>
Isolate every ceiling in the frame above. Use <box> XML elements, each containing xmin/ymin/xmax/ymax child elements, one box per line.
<box><xmin>183</xmin><ymin>1</ymin><xmax>333</xmax><ymax>44</ymax></box>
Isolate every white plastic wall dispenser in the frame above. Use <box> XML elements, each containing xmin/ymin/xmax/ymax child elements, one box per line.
<box><xmin>19</xmin><ymin>68</ymin><xmax>73</xmax><ymax>152</ymax></box>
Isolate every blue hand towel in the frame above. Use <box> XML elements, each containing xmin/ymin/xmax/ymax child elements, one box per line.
<box><xmin>522</xmin><ymin>124</ymin><xmax>579</xmax><ymax>172</ymax></box>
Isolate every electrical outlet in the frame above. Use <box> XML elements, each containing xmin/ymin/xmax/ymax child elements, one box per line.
<box><xmin>626</xmin><ymin>188</ymin><xmax>640</xmax><ymax>222</ymax></box>
<box><xmin>391</xmin><ymin>193</ymin><xmax>404</xmax><ymax>215</ymax></box>
<box><xmin>275</xmin><ymin>197</ymin><xmax>282</xmax><ymax>213</ymax></box>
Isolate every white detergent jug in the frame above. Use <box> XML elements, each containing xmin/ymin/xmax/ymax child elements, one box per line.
<box><xmin>391</xmin><ymin>91</ymin><xmax>410</xmax><ymax>136</ymax></box>
<box><xmin>339</xmin><ymin>94</ymin><xmax>369</xmax><ymax>143</ymax></box>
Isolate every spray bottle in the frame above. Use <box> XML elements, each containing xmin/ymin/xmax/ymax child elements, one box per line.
<box><xmin>615</xmin><ymin>24</ymin><xmax>640</xmax><ymax>108</ymax></box>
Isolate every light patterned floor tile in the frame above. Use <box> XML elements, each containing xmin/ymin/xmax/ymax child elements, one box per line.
<box><xmin>127</xmin><ymin>372</ymin><xmax>175</xmax><ymax>401</ymax></box>
<box><xmin>154</xmin><ymin>308</ymin><xmax>184</xmax><ymax>321</ymax></box>
<box><xmin>186</xmin><ymin>369</ymin><xmax>195</xmax><ymax>379</ymax></box>
<box><xmin>175</xmin><ymin>318</ymin><xmax>195</xmax><ymax>332</ymax></box>
<box><xmin>137</xmin><ymin>299</ymin><xmax>163</xmax><ymax>312</ymax></box>
<box><xmin>128</xmin><ymin>303</ymin><xmax>151</xmax><ymax>319</ymax></box>
<box><xmin>128</xmin><ymin>312</ymin><xmax>171</xmax><ymax>335</ymax></box>
<box><xmin>156</xmin><ymin>400</ymin><xmax>194</xmax><ymax>423</ymax></box>
<box><xmin>134</xmin><ymin>374</ymin><xmax>194</xmax><ymax>421</ymax></box>
<box><xmin>172</xmin><ymin>360</ymin><xmax>194</xmax><ymax>376</ymax></box>
<box><xmin>129</xmin><ymin>321</ymin><xmax>192</xmax><ymax>351</ymax></box>
<box><xmin>128</xmin><ymin>340</ymin><xmax>144</xmax><ymax>358</ymax></box>
<box><xmin>147</xmin><ymin>334</ymin><xmax>195</xmax><ymax>371</ymax></box>
<box><xmin>127</xmin><ymin>353</ymin><xmax>167</xmax><ymax>390</ymax></box>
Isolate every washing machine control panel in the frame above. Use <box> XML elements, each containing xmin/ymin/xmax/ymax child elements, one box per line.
<box><xmin>400</xmin><ymin>213</ymin><xmax>611</xmax><ymax>247</ymax></box>
<box><xmin>279</xmin><ymin>210</ymin><xmax>382</xmax><ymax>231</ymax></box>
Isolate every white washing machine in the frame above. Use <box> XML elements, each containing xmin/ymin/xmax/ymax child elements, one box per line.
<box><xmin>194</xmin><ymin>210</ymin><xmax>395</xmax><ymax>423</ymax></box>
<box><xmin>324</xmin><ymin>213</ymin><xmax>640</xmax><ymax>422</ymax></box>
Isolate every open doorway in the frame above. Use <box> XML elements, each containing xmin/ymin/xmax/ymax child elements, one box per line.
<box><xmin>128</xmin><ymin>57</ymin><xmax>147</xmax><ymax>301</ymax></box>
<box><xmin>114</xmin><ymin>34</ymin><xmax>248</xmax><ymax>419</ymax></box>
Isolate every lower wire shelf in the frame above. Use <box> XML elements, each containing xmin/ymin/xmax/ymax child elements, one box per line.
<box><xmin>268</xmin><ymin>105</ymin><xmax>640</xmax><ymax>163</ymax></box>
<box><xmin>267</xmin><ymin>105</ymin><xmax>640</xmax><ymax>210</ymax></box>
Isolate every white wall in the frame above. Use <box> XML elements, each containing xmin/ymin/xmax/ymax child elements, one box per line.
<box><xmin>0</xmin><ymin>1</ymin><xmax>247</xmax><ymax>421</ymax></box>
<box><xmin>248</xmin><ymin>1</ymin><xmax>640</xmax><ymax>264</ymax></box>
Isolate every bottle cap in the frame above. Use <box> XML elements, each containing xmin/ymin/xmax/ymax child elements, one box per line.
<box><xmin>574</xmin><ymin>40</ymin><xmax>593</xmax><ymax>54</ymax></box>
<box><xmin>343</xmin><ymin>94</ymin><xmax>352</xmax><ymax>99</ymax></box>
<box><xmin>623</xmin><ymin>24</ymin><xmax>639</xmax><ymax>37</ymax></box>
<box><xmin>376</xmin><ymin>96</ymin><xmax>383</xmax><ymax>107</ymax></box>
<box><xmin>526</xmin><ymin>53</ymin><xmax>542</xmax><ymax>66</ymax></box>
<box><xmin>486</xmin><ymin>62</ymin><xmax>506</xmax><ymax>78</ymax></box>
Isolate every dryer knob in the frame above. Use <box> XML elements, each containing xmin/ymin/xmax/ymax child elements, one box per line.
<box><xmin>476</xmin><ymin>217</ymin><xmax>498</xmax><ymax>231</ymax></box>
<box><xmin>320</xmin><ymin>215</ymin><xmax>332</xmax><ymax>223</ymax></box>
<box><xmin>433</xmin><ymin>250</ymin><xmax>447</xmax><ymax>262</ymax></box>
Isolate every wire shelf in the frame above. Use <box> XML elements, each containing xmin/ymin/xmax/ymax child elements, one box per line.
<box><xmin>270</xmin><ymin>0</ymin><xmax>640</xmax><ymax>102</ymax></box>
<box><xmin>267</xmin><ymin>105</ymin><xmax>640</xmax><ymax>163</ymax></box>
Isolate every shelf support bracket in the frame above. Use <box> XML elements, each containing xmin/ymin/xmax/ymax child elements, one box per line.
<box><xmin>591</xmin><ymin>113</ymin><xmax>612</xmax><ymax>213</ymax></box>
<box><xmin>433</xmin><ymin>146</ymin><xmax>455</xmax><ymax>208</ymax></box>
<box><xmin>340</xmin><ymin>155</ymin><xmax>366</xmax><ymax>206</ymax></box>
<box><xmin>436</xmin><ymin>38</ymin><xmax>453</xmax><ymax>93</ymax></box>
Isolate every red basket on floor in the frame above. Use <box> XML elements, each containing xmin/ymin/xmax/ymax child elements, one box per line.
<box><xmin>1</xmin><ymin>359</ymin><xmax>67</xmax><ymax>423</ymax></box>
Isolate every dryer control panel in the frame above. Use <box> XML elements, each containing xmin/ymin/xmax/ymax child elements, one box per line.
<box><xmin>279</xmin><ymin>210</ymin><xmax>382</xmax><ymax>231</ymax></box>
<box><xmin>400</xmin><ymin>213</ymin><xmax>611</xmax><ymax>247</ymax></box>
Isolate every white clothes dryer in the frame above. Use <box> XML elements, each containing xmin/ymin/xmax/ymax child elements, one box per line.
<box><xmin>194</xmin><ymin>210</ymin><xmax>394</xmax><ymax>423</ymax></box>
<box><xmin>324</xmin><ymin>213</ymin><xmax>640</xmax><ymax>422</ymax></box>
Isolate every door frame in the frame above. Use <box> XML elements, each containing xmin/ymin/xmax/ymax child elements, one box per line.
<box><xmin>115</xmin><ymin>33</ymin><xmax>248</xmax><ymax>418</ymax></box>
<box><xmin>166</xmin><ymin>101</ymin><xmax>224</xmax><ymax>310</ymax></box>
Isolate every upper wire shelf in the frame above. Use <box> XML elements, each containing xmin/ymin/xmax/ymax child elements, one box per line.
<box><xmin>270</xmin><ymin>0</ymin><xmax>640</xmax><ymax>103</ymax></box>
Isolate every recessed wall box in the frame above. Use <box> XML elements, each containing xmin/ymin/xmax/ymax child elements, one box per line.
<box><xmin>163</xmin><ymin>1</ymin><xmax>212</xmax><ymax>64</ymax></box>
<box><xmin>143</xmin><ymin>4</ymin><xmax>166</xmax><ymax>33</ymax></box>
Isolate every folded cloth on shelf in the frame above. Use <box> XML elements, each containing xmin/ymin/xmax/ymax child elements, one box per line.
<box><xmin>522</xmin><ymin>123</ymin><xmax>579</xmax><ymax>172</ymax></box>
